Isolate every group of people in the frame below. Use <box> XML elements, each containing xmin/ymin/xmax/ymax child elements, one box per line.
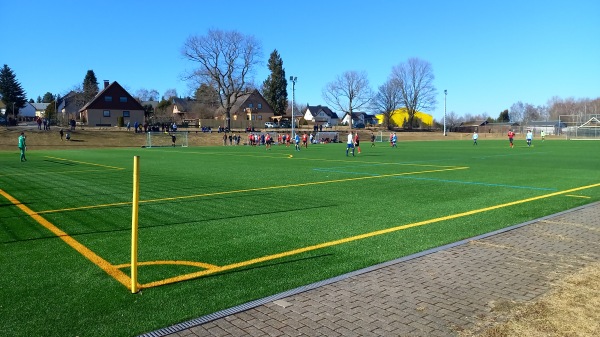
<box><xmin>233</xmin><ymin>132</ymin><xmax>328</xmax><ymax>149</ymax></box>
<box><xmin>471</xmin><ymin>129</ymin><xmax>544</xmax><ymax>147</ymax></box>
<box><xmin>346</xmin><ymin>131</ymin><xmax>369</xmax><ymax>156</ymax></box>
<box><xmin>35</xmin><ymin>117</ymin><xmax>50</xmax><ymax>131</ymax></box>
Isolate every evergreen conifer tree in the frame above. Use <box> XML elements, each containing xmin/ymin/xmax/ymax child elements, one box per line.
<box><xmin>262</xmin><ymin>50</ymin><xmax>288</xmax><ymax>116</ymax></box>
<box><xmin>83</xmin><ymin>70</ymin><xmax>99</xmax><ymax>103</ymax></box>
<box><xmin>0</xmin><ymin>64</ymin><xmax>28</xmax><ymax>121</ymax></box>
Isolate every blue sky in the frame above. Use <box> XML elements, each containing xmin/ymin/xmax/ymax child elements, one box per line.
<box><xmin>2</xmin><ymin>0</ymin><xmax>598</xmax><ymax>122</ymax></box>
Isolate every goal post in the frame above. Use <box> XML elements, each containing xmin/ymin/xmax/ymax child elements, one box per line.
<box><xmin>560</xmin><ymin>115</ymin><xmax>600</xmax><ymax>140</ymax></box>
<box><xmin>374</xmin><ymin>131</ymin><xmax>387</xmax><ymax>143</ymax></box>
<box><xmin>145</xmin><ymin>131</ymin><xmax>189</xmax><ymax>148</ymax></box>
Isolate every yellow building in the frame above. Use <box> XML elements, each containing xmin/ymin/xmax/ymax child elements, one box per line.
<box><xmin>375</xmin><ymin>108</ymin><xmax>433</xmax><ymax>127</ymax></box>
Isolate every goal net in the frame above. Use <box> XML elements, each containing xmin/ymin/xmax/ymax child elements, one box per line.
<box><xmin>145</xmin><ymin>131</ymin><xmax>189</xmax><ymax>148</ymax></box>
<box><xmin>560</xmin><ymin>115</ymin><xmax>600</xmax><ymax>140</ymax></box>
<box><xmin>375</xmin><ymin>131</ymin><xmax>389</xmax><ymax>143</ymax></box>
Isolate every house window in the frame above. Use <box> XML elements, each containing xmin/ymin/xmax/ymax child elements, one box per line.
<box><xmin>123</xmin><ymin>111</ymin><xmax>130</xmax><ymax>117</ymax></box>
<box><xmin>105</xmin><ymin>96</ymin><xmax>112</xmax><ymax>102</ymax></box>
<box><xmin>103</xmin><ymin>110</ymin><xmax>110</xmax><ymax>117</ymax></box>
<box><xmin>120</xmin><ymin>97</ymin><xmax>127</xmax><ymax>102</ymax></box>
<box><xmin>258</xmin><ymin>103</ymin><xmax>262</xmax><ymax>109</ymax></box>
<box><xmin>258</xmin><ymin>115</ymin><xmax>262</xmax><ymax>120</ymax></box>
<box><xmin>248</xmin><ymin>103</ymin><xmax>253</xmax><ymax>108</ymax></box>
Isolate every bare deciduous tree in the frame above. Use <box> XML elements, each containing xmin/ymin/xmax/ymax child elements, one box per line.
<box><xmin>135</xmin><ymin>88</ymin><xmax>159</xmax><ymax>101</ymax></box>
<box><xmin>371</xmin><ymin>77</ymin><xmax>401</xmax><ymax>130</ymax></box>
<box><xmin>322</xmin><ymin>70</ymin><xmax>373</xmax><ymax>126</ymax></box>
<box><xmin>163</xmin><ymin>88</ymin><xmax>178</xmax><ymax>100</ymax></box>
<box><xmin>509</xmin><ymin>101</ymin><xmax>525</xmax><ymax>123</ymax></box>
<box><xmin>182</xmin><ymin>29</ymin><xmax>262</xmax><ymax>130</ymax></box>
<box><xmin>445</xmin><ymin>111</ymin><xmax>462</xmax><ymax>132</ymax></box>
<box><xmin>392</xmin><ymin>58</ymin><xmax>437</xmax><ymax>129</ymax></box>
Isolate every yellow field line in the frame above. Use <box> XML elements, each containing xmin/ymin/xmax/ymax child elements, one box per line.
<box><xmin>44</xmin><ymin>156</ymin><xmax>125</xmax><ymax>170</ymax></box>
<box><xmin>113</xmin><ymin>260</ymin><xmax>219</xmax><ymax>270</ymax></box>
<box><xmin>0</xmin><ymin>189</ymin><xmax>133</xmax><ymax>290</ymax></box>
<box><xmin>38</xmin><ymin>166</ymin><xmax>469</xmax><ymax>214</ymax></box>
<box><xmin>565</xmin><ymin>194</ymin><xmax>591</xmax><ymax>199</ymax></box>
<box><xmin>141</xmin><ymin>182</ymin><xmax>600</xmax><ymax>288</ymax></box>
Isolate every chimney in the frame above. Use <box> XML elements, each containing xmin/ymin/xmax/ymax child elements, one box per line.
<box><xmin>104</xmin><ymin>80</ymin><xmax>109</xmax><ymax>89</ymax></box>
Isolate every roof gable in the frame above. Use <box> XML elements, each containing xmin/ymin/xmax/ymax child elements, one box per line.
<box><xmin>79</xmin><ymin>81</ymin><xmax>144</xmax><ymax>112</ymax></box>
<box><xmin>230</xmin><ymin>89</ymin><xmax>274</xmax><ymax>114</ymax></box>
<box><xmin>306</xmin><ymin>105</ymin><xmax>336</xmax><ymax>118</ymax></box>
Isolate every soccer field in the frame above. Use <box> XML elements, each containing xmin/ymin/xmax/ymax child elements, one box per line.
<box><xmin>1</xmin><ymin>139</ymin><xmax>598</xmax><ymax>336</ymax></box>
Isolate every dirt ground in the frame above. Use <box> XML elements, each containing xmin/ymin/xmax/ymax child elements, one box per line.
<box><xmin>0</xmin><ymin>125</ymin><xmax>517</xmax><ymax>151</ymax></box>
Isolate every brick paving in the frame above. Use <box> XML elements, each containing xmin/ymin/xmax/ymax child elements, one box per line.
<box><xmin>148</xmin><ymin>202</ymin><xmax>600</xmax><ymax>337</ymax></box>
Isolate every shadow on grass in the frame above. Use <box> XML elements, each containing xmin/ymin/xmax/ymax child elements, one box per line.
<box><xmin>0</xmin><ymin>203</ymin><xmax>337</xmax><ymax>244</ymax></box>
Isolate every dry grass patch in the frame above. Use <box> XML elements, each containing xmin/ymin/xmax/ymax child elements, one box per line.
<box><xmin>462</xmin><ymin>262</ymin><xmax>600</xmax><ymax>337</ymax></box>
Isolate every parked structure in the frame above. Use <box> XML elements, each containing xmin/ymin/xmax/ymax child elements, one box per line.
<box><xmin>79</xmin><ymin>80</ymin><xmax>145</xmax><ymax>127</ymax></box>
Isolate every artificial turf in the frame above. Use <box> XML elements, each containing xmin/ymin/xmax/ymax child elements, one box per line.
<box><xmin>0</xmin><ymin>139</ymin><xmax>598</xmax><ymax>336</ymax></box>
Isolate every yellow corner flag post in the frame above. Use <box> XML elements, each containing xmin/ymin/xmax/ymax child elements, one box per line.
<box><xmin>131</xmin><ymin>156</ymin><xmax>140</xmax><ymax>293</ymax></box>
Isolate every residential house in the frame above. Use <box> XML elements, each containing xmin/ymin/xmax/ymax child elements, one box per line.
<box><xmin>457</xmin><ymin>120</ymin><xmax>489</xmax><ymax>133</ymax></box>
<box><xmin>171</xmin><ymin>97</ymin><xmax>193</xmax><ymax>119</ymax></box>
<box><xmin>58</xmin><ymin>91</ymin><xmax>86</xmax><ymax>121</ymax></box>
<box><xmin>32</xmin><ymin>103</ymin><xmax>50</xmax><ymax>118</ymax></box>
<box><xmin>79</xmin><ymin>80</ymin><xmax>145</xmax><ymax>127</ymax></box>
<box><xmin>18</xmin><ymin>102</ymin><xmax>37</xmax><ymax>121</ymax></box>
<box><xmin>228</xmin><ymin>89</ymin><xmax>275</xmax><ymax>128</ymax></box>
<box><xmin>341</xmin><ymin>112</ymin><xmax>376</xmax><ymax>126</ymax></box>
<box><xmin>303</xmin><ymin>105</ymin><xmax>340</xmax><ymax>125</ymax></box>
<box><xmin>375</xmin><ymin>109</ymin><xmax>433</xmax><ymax>128</ymax></box>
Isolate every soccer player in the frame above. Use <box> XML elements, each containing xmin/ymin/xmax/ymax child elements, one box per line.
<box><xmin>507</xmin><ymin>129</ymin><xmax>515</xmax><ymax>148</ymax></box>
<box><xmin>294</xmin><ymin>133</ymin><xmax>301</xmax><ymax>151</ymax></box>
<box><xmin>526</xmin><ymin>129</ymin><xmax>533</xmax><ymax>147</ymax></box>
<box><xmin>265</xmin><ymin>133</ymin><xmax>272</xmax><ymax>150</ymax></box>
<box><xmin>18</xmin><ymin>132</ymin><xmax>27</xmax><ymax>161</ymax></box>
<box><xmin>346</xmin><ymin>131</ymin><xmax>355</xmax><ymax>156</ymax></box>
<box><xmin>370</xmin><ymin>132</ymin><xmax>376</xmax><ymax>147</ymax></box>
<box><xmin>391</xmin><ymin>133</ymin><xmax>398</xmax><ymax>148</ymax></box>
<box><xmin>472</xmin><ymin>131</ymin><xmax>478</xmax><ymax>145</ymax></box>
<box><xmin>354</xmin><ymin>132</ymin><xmax>361</xmax><ymax>154</ymax></box>
<box><xmin>540</xmin><ymin>130</ymin><xmax>545</xmax><ymax>141</ymax></box>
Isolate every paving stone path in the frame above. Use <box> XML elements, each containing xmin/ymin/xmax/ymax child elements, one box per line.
<box><xmin>145</xmin><ymin>202</ymin><xmax>600</xmax><ymax>337</ymax></box>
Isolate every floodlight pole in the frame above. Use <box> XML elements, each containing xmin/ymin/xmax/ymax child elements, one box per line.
<box><xmin>443</xmin><ymin>90</ymin><xmax>447</xmax><ymax>136</ymax></box>
<box><xmin>290</xmin><ymin>76</ymin><xmax>297</xmax><ymax>138</ymax></box>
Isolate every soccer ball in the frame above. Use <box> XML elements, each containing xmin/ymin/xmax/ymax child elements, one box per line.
<box><xmin>288</xmin><ymin>155</ymin><xmax>293</xmax><ymax>158</ymax></box>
